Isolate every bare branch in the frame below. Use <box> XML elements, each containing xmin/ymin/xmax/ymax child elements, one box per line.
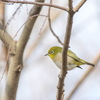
<box><xmin>0</xmin><ymin>3</ymin><xmax>5</xmax><ymax>24</ymax></box>
<box><xmin>56</xmin><ymin>0</ymin><xmax>74</xmax><ymax>100</ymax></box>
<box><xmin>13</xmin><ymin>14</ymin><xmax>47</xmax><ymax>39</ymax></box>
<box><xmin>17</xmin><ymin>6</ymin><xmax>44</xmax><ymax>53</ymax></box>
<box><xmin>2</xmin><ymin>0</ymin><xmax>69</xmax><ymax>12</ymax></box>
<box><xmin>5</xmin><ymin>4</ymin><xmax>22</xmax><ymax>29</ymax></box>
<box><xmin>66</xmin><ymin>53</ymin><xmax>100</xmax><ymax>100</ymax></box>
<box><xmin>3</xmin><ymin>0</ymin><xmax>44</xmax><ymax>100</ymax></box>
<box><xmin>0</xmin><ymin>22</ymin><xmax>13</xmax><ymax>49</ymax></box>
<box><xmin>39</xmin><ymin>16</ymin><xmax>47</xmax><ymax>35</ymax></box>
<box><xmin>0</xmin><ymin>52</ymin><xmax>9</xmax><ymax>82</ymax></box>
<box><xmin>73</xmin><ymin>0</ymin><xmax>87</xmax><ymax>12</ymax></box>
<box><xmin>48</xmin><ymin>0</ymin><xmax>63</xmax><ymax>45</ymax></box>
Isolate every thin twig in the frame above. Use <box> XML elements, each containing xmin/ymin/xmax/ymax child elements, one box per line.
<box><xmin>73</xmin><ymin>0</ymin><xmax>87</xmax><ymax>12</ymax></box>
<box><xmin>0</xmin><ymin>52</ymin><xmax>9</xmax><ymax>82</ymax></box>
<box><xmin>5</xmin><ymin>4</ymin><xmax>22</xmax><ymax>29</ymax></box>
<box><xmin>2</xmin><ymin>0</ymin><xmax>69</xmax><ymax>12</ymax></box>
<box><xmin>66</xmin><ymin>53</ymin><xmax>100</xmax><ymax>100</ymax></box>
<box><xmin>24</xmin><ymin>0</ymin><xmax>29</xmax><ymax>15</ymax></box>
<box><xmin>48</xmin><ymin>0</ymin><xmax>63</xmax><ymax>45</ymax></box>
<box><xmin>13</xmin><ymin>14</ymin><xmax>47</xmax><ymax>39</ymax></box>
<box><xmin>39</xmin><ymin>16</ymin><xmax>47</xmax><ymax>35</ymax></box>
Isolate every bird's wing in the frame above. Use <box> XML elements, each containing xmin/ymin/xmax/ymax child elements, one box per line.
<box><xmin>67</xmin><ymin>49</ymin><xmax>81</xmax><ymax>61</ymax></box>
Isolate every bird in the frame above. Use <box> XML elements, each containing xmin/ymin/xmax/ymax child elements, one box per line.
<box><xmin>45</xmin><ymin>46</ymin><xmax>94</xmax><ymax>71</ymax></box>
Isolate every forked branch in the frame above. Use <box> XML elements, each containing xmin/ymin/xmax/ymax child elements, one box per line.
<box><xmin>56</xmin><ymin>0</ymin><xmax>87</xmax><ymax>100</ymax></box>
<box><xmin>56</xmin><ymin>0</ymin><xmax>74</xmax><ymax>100</ymax></box>
<box><xmin>0</xmin><ymin>22</ymin><xmax>13</xmax><ymax>49</ymax></box>
<box><xmin>73</xmin><ymin>0</ymin><xmax>87</xmax><ymax>12</ymax></box>
<box><xmin>3</xmin><ymin>0</ymin><xmax>45</xmax><ymax>100</ymax></box>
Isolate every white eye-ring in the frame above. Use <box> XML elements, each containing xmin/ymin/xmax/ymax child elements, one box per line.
<box><xmin>50</xmin><ymin>50</ymin><xmax>54</xmax><ymax>54</ymax></box>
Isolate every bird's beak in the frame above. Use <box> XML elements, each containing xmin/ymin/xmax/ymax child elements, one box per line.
<box><xmin>44</xmin><ymin>53</ymin><xmax>49</xmax><ymax>56</ymax></box>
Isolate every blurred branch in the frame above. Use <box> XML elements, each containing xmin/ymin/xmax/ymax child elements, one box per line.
<box><xmin>0</xmin><ymin>22</ymin><xmax>13</xmax><ymax>49</ymax></box>
<box><xmin>5</xmin><ymin>4</ymin><xmax>22</xmax><ymax>29</ymax></box>
<box><xmin>14</xmin><ymin>14</ymin><xmax>47</xmax><ymax>39</ymax></box>
<box><xmin>0</xmin><ymin>2</ymin><xmax>9</xmax><ymax>79</ymax></box>
<box><xmin>4</xmin><ymin>4</ymin><xmax>23</xmax><ymax>75</ymax></box>
<box><xmin>73</xmin><ymin>0</ymin><xmax>87</xmax><ymax>12</ymax></box>
<box><xmin>2</xmin><ymin>0</ymin><xmax>69</xmax><ymax>12</ymax></box>
<box><xmin>0</xmin><ymin>3</ymin><xmax>5</xmax><ymax>24</ymax></box>
<box><xmin>0</xmin><ymin>52</ymin><xmax>9</xmax><ymax>82</ymax></box>
<box><xmin>66</xmin><ymin>53</ymin><xmax>100</xmax><ymax>100</ymax></box>
<box><xmin>3</xmin><ymin>0</ymin><xmax>44</xmax><ymax>100</ymax></box>
<box><xmin>39</xmin><ymin>16</ymin><xmax>47</xmax><ymax>35</ymax></box>
<box><xmin>48</xmin><ymin>0</ymin><xmax>63</xmax><ymax>45</ymax></box>
<box><xmin>56</xmin><ymin>0</ymin><xmax>74</xmax><ymax>100</ymax></box>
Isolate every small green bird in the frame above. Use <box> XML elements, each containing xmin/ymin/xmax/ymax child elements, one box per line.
<box><xmin>45</xmin><ymin>46</ymin><xmax>94</xmax><ymax>71</ymax></box>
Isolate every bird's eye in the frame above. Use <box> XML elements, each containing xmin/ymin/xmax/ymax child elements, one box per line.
<box><xmin>50</xmin><ymin>50</ymin><xmax>54</xmax><ymax>54</ymax></box>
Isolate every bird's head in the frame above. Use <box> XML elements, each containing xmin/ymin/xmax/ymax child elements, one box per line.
<box><xmin>45</xmin><ymin>46</ymin><xmax>62</xmax><ymax>59</ymax></box>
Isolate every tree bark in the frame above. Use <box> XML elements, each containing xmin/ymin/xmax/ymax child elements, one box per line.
<box><xmin>2</xmin><ymin>0</ymin><xmax>44</xmax><ymax>100</ymax></box>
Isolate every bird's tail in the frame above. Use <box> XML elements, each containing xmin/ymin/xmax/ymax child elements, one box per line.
<box><xmin>81</xmin><ymin>59</ymin><xmax>95</xmax><ymax>67</ymax></box>
<box><xmin>85</xmin><ymin>61</ymin><xmax>95</xmax><ymax>67</ymax></box>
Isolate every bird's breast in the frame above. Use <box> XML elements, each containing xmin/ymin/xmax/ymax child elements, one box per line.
<box><xmin>53</xmin><ymin>53</ymin><xmax>77</xmax><ymax>70</ymax></box>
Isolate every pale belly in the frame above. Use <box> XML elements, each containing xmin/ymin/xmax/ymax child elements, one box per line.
<box><xmin>54</xmin><ymin>60</ymin><xmax>77</xmax><ymax>70</ymax></box>
<box><xmin>53</xmin><ymin>53</ymin><xmax>77</xmax><ymax>71</ymax></box>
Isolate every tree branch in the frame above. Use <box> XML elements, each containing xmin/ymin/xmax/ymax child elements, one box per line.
<box><xmin>66</xmin><ymin>53</ymin><xmax>100</xmax><ymax>100</ymax></box>
<box><xmin>3</xmin><ymin>0</ymin><xmax>44</xmax><ymax>100</ymax></box>
<box><xmin>73</xmin><ymin>0</ymin><xmax>87</xmax><ymax>12</ymax></box>
<box><xmin>56</xmin><ymin>0</ymin><xmax>88</xmax><ymax>99</ymax></box>
<box><xmin>0</xmin><ymin>3</ymin><xmax>5</xmax><ymax>24</ymax></box>
<box><xmin>48</xmin><ymin>0</ymin><xmax>63</xmax><ymax>45</ymax></box>
<box><xmin>56</xmin><ymin>0</ymin><xmax>74</xmax><ymax>100</ymax></box>
<box><xmin>2</xmin><ymin>0</ymin><xmax>69</xmax><ymax>12</ymax></box>
<box><xmin>0</xmin><ymin>22</ymin><xmax>13</xmax><ymax>49</ymax></box>
<box><xmin>5</xmin><ymin>4</ymin><xmax>22</xmax><ymax>29</ymax></box>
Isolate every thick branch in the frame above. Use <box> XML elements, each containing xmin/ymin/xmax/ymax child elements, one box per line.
<box><xmin>3</xmin><ymin>0</ymin><xmax>44</xmax><ymax>100</ymax></box>
<box><xmin>17</xmin><ymin>0</ymin><xmax>44</xmax><ymax>56</ymax></box>
<box><xmin>56</xmin><ymin>0</ymin><xmax>74</xmax><ymax>100</ymax></box>
<box><xmin>66</xmin><ymin>53</ymin><xmax>100</xmax><ymax>100</ymax></box>
<box><xmin>0</xmin><ymin>22</ymin><xmax>13</xmax><ymax>49</ymax></box>
<box><xmin>2</xmin><ymin>0</ymin><xmax>69</xmax><ymax>12</ymax></box>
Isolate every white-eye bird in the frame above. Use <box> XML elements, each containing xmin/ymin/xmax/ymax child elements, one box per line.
<box><xmin>45</xmin><ymin>46</ymin><xmax>94</xmax><ymax>70</ymax></box>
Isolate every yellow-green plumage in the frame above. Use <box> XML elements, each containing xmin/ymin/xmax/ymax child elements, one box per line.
<box><xmin>45</xmin><ymin>46</ymin><xmax>94</xmax><ymax>70</ymax></box>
